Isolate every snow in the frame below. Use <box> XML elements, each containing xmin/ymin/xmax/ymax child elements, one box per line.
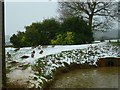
<box><xmin>6</xmin><ymin>42</ymin><xmax>119</xmax><ymax>88</ymax></box>
<box><xmin>6</xmin><ymin>42</ymin><xmax>107</xmax><ymax>65</ymax></box>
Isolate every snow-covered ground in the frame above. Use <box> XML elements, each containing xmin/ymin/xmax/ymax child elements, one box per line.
<box><xmin>6</xmin><ymin>42</ymin><xmax>119</xmax><ymax>88</ymax></box>
<box><xmin>6</xmin><ymin>42</ymin><xmax>107</xmax><ymax>65</ymax></box>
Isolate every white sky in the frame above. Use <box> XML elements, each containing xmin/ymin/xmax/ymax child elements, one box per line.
<box><xmin>5</xmin><ymin>1</ymin><xmax>58</xmax><ymax>36</ymax></box>
<box><xmin>5</xmin><ymin>0</ymin><xmax>119</xmax><ymax>38</ymax></box>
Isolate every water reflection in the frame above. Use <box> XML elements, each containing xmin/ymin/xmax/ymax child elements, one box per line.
<box><xmin>50</xmin><ymin>67</ymin><xmax>118</xmax><ymax>88</ymax></box>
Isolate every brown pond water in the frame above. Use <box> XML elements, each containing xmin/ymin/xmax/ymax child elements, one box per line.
<box><xmin>49</xmin><ymin>67</ymin><xmax>119</xmax><ymax>88</ymax></box>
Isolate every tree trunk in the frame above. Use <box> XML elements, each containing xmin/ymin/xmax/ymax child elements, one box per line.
<box><xmin>89</xmin><ymin>15</ymin><xmax>93</xmax><ymax>31</ymax></box>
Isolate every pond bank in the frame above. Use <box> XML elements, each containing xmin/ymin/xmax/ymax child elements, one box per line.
<box><xmin>6</xmin><ymin>43</ymin><xmax>119</xmax><ymax>88</ymax></box>
<box><xmin>44</xmin><ymin>63</ymin><xmax>97</xmax><ymax>89</ymax></box>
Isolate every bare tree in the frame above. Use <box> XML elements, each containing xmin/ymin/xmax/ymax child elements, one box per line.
<box><xmin>58</xmin><ymin>1</ymin><xmax>118</xmax><ymax>31</ymax></box>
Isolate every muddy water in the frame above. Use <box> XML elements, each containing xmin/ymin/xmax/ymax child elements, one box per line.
<box><xmin>49</xmin><ymin>67</ymin><xmax>119</xmax><ymax>88</ymax></box>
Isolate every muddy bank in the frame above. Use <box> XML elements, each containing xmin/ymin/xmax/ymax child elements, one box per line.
<box><xmin>46</xmin><ymin>67</ymin><xmax>118</xmax><ymax>89</ymax></box>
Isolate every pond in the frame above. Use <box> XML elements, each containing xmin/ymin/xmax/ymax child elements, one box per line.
<box><xmin>48</xmin><ymin>67</ymin><xmax>119</xmax><ymax>88</ymax></box>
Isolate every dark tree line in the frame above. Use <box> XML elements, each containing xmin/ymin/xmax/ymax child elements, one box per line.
<box><xmin>10</xmin><ymin>17</ymin><xmax>93</xmax><ymax>47</ymax></box>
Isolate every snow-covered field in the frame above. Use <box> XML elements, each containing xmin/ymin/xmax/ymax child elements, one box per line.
<box><xmin>6</xmin><ymin>42</ymin><xmax>119</xmax><ymax>88</ymax></box>
<box><xmin>6</xmin><ymin>42</ymin><xmax>107</xmax><ymax>65</ymax></box>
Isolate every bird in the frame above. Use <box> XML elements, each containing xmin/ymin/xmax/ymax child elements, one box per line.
<box><xmin>31</xmin><ymin>53</ymin><xmax>34</xmax><ymax>58</ymax></box>
<box><xmin>14</xmin><ymin>48</ymin><xmax>20</xmax><ymax>52</ymax></box>
<box><xmin>39</xmin><ymin>50</ymin><xmax>43</xmax><ymax>54</ymax></box>
<box><xmin>31</xmin><ymin>50</ymin><xmax>35</xmax><ymax>58</ymax></box>
<box><xmin>38</xmin><ymin>45</ymin><xmax>43</xmax><ymax>54</ymax></box>
<box><xmin>7</xmin><ymin>52</ymin><xmax>11</xmax><ymax>57</ymax></box>
<box><xmin>38</xmin><ymin>45</ymin><xmax>42</xmax><ymax>50</ymax></box>
<box><xmin>32</xmin><ymin>50</ymin><xmax>35</xmax><ymax>54</ymax></box>
<box><xmin>21</xmin><ymin>55</ymin><xmax>29</xmax><ymax>59</ymax></box>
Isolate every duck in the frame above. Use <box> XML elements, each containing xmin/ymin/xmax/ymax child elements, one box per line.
<box><xmin>31</xmin><ymin>53</ymin><xmax>34</xmax><ymax>58</ymax></box>
<box><xmin>14</xmin><ymin>48</ymin><xmax>20</xmax><ymax>52</ymax></box>
<box><xmin>7</xmin><ymin>52</ymin><xmax>11</xmax><ymax>57</ymax></box>
<box><xmin>39</xmin><ymin>50</ymin><xmax>43</xmax><ymax>54</ymax></box>
<box><xmin>21</xmin><ymin>55</ymin><xmax>29</xmax><ymax>59</ymax></box>
<box><xmin>31</xmin><ymin>50</ymin><xmax>35</xmax><ymax>58</ymax></box>
<box><xmin>38</xmin><ymin>45</ymin><xmax>43</xmax><ymax>54</ymax></box>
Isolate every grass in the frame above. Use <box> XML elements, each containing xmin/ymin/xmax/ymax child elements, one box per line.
<box><xmin>109</xmin><ymin>41</ymin><xmax>120</xmax><ymax>46</ymax></box>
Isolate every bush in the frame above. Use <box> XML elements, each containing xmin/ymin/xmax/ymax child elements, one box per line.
<box><xmin>51</xmin><ymin>32</ymin><xmax>74</xmax><ymax>45</ymax></box>
<box><xmin>10</xmin><ymin>17</ymin><xmax>94</xmax><ymax>47</ymax></box>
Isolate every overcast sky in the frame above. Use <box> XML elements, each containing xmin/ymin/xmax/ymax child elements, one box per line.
<box><xmin>5</xmin><ymin>1</ymin><xmax>119</xmax><ymax>39</ymax></box>
<box><xmin>5</xmin><ymin>1</ymin><xmax>58</xmax><ymax>36</ymax></box>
